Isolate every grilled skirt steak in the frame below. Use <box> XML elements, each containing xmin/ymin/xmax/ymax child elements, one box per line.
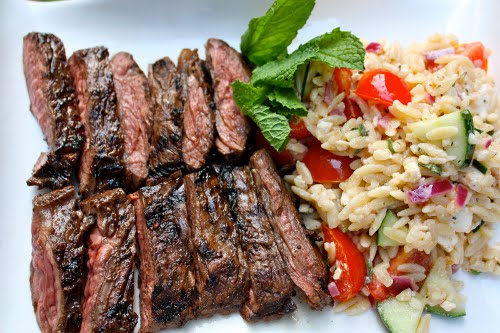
<box><xmin>205</xmin><ymin>38</ymin><xmax>251</xmax><ymax>159</ymax></box>
<box><xmin>27</xmin><ymin>152</ymin><xmax>78</xmax><ymax>189</ymax></box>
<box><xmin>111</xmin><ymin>52</ymin><xmax>153</xmax><ymax>190</ymax></box>
<box><xmin>79</xmin><ymin>189</ymin><xmax>137</xmax><ymax>333</ymax></box>
<box><xmin>31</xmin><ymin>186</ymin><xmax>91</xmax><ymax>333</ymax></box>
<box><xmin>23</xmin><ymin>32</ymin><xmax>84</xmax><ymax>189</ymax></box>
<box><xmin>69</xmin><ymin>47</ymin><xmax>125</xmax><ymax>197</ymax></box>
<box><xmin>132</xmin><ymin>174</ymin><xmax>197</xmax><ymax>332</ymax></box>
<box><xmin>147</xmin><ymin>57</ymin><xmax>185</xmax><ymax>182</ymax></box>
<box><xmin>231</xmin><ymin>167</ymin><xmax>296</xmax><ymax>321</ymax></box>
<box><xmin>184</xmin><ymin>166</ymin><xmax>248</xmax><ymax>316</ymax></box>
<box><xmin>250</xmin><ymin>150</ymin><xmax>331</xmax><ymax>310</ymax></box>
<box><xmin>178</xmin><ymin>49</ymin><xmax>215</xmax><ymax>171</ymax></box>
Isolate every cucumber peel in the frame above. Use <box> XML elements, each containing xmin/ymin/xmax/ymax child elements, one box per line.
<box><xmin>377</xmin><ymin>210</ymin><xmax>401</xmax><ymax>247</ymax></box>
<box><xmin>409</xmin><ymin>110</ymin><xmax>475</xmax><ymax>168</ymax></box>
<box><xmin>377</xmin><ymin>296</ymin><xmax>425</xmax><ymax>333</ymax></box>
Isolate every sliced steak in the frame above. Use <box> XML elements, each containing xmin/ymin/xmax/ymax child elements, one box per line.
<box><xmin>147</xmin><ymin>57</ymin><xmax>184</xmax><ymax>182</ymax></box>
<box><xmin>250</xmin><ymin>149</ymin><xmax>331</xmax><ymax>309</ymax></box>
<box><xmin>68</xmin><ymin>47</ymin><xmax>124</xmax><ymax>197</ymax></box>
<box><xmin>27</xmin><ymin>152</ymin><xmax>78</xmax><ymax>189</ymax></box>
<box><xmin>31</xmin><ymin>186</ymin><xmax>92</xmax><ymax>333</ymax></box>
<box><xmin>178</xmin><ymin>49</ymin><xmax>215</xmax><ymax>171</ymax></box>
<box><xmin>80</xmin><ymin>189</ymin><xmax>137</xmax><ymax>333</ymax></box>
<box><xmin>132</xmin><ymin>173</ymin><xmax>197</xmax><ymax>332</ymax></box>
<box><xmin>183</xmin><ymin>166</ymin><xmax>248</xmax><ymax>316</ymax></box>
<box><xmin>231</xmin><ymin>166</ymin><xmax>296</xmax><ymax>321</ymax></box>
<box><xmin>23</xmin><ymin>32</ymin><xmax>84</xmax><ymax>189</ymax></box>
<box><xmin>111</xmin><ymin>52</ymin><xmax>153</xmax><ymax>190</ymax></box>
<box><xmin>205</xmin><ymin>38</ymin><xmax>250</xmax><ymax>159</ymax></box>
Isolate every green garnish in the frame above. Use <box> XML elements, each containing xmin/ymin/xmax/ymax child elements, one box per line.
<box><xmin>251</xmin><ymin>28</ymin><xmax>365</xmax><ymax>88</ymax></box>
<box><xmin>487</xmin><ymin>130</ymin><xmax>495</xmax><ymax>136</ymax></box>
<box><xmin>358</xmin><ymin>124</ymin><xmax>368</xmax><ymax>137</ymax></box>
<box><xmin>233</xmin><ymin>0</ymin><xmax>365</xmax><ymax>151</ymax></box>
<box><xmin>418</xmin><ymin>163</ymin><xmax>443</xmax><ymax>175</ymax></box>
<box><xmin>472</xmin><ymin>220</ymin><xmax>485</xmax><ymax>233</ymax></box>
<box><xmin>472</xmin><ymin>160</ymin><xmax>488</xmax><ymax>174</ymax></box>
<box><xmin>470</xmin><ymin>269</ymin><xmax>482</xmax><ymax>275</ymax></box>
<box><xmin>354</xmin><ymin>148</ymin><xmax>363</xmax><ymax>156</ymax></box>
<box><xmin>267</xmin><ymin>87</ymin><xmax>308</xmax><ymax>116</ymax></box>
<box><xmin>241</xmin><ymin>0</ymin><xmax>315</xmax><ymax>66</ymax></box>
<box><xmin>474</xmin><ymin>128</ymin><xmax>483</xmax><ymax>134</ymax></box>
<box><xmin>387</xmin><ymin>138</ymin><xmax>396</xmax><ymax>153</ymax></box>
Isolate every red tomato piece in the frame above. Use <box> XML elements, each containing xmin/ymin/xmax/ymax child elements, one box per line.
<box><xmin>334</xmin><ymin>68</ymin><xmax>353</xmax><ymax>96</ymax></box>
<box><xmin>344</xmin><ymin>98</ymin><xmax>363</xmax><ymax>120</ymax></box>
<box><xmin>254</xmin><ymin>128</ymin><xmax>294</xmax><ymax>166</ymax></box>
<box><xmin>367</xmin><ymin>249</ymin><xmax>433</xmax><ymax>301</ymax></box>
<box><xmin>457</xmin><ymin>42</ymin><xmax>488</xmax><ymax>71</ymax></box>
<box><xmin>302</xmin><ymin>141</ymin><xmax>355</xmax><ymax>183</ymax></box>
<box><xmin>355</xmin><ymin>69</ymin><xmax>411</xmax><ymax>107</ymax></box>
<box><xmin>289</xmin><ymin>116</ymin><xmax>311</xmax><ymax>140</ymax></box>
<box><xmin>323</xmin><ymin>226</ymin><xmax>367</xmax><ymax>302</ymax></box>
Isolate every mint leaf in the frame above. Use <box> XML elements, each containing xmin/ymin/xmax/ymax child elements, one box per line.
<box><xmin>232</xmin><ymin>81</ymin><xmax>291</xmax><ymax>151</ymax></box>
<box><xmin>268</xmin><ymin>87</ymin><xmax>307</xmax><ymax>116</ymax></box>
<box><xmin>252</xmin><ymin>28</ymin><xmax>365</xmax><ymax>88</ymax></box>
<box><xmin>246</xmin><ymin>105</ymin><xmax>291</xmax><ymax>151</ymax></box>
<box><xmin>241</xmin><ymin>0</ymin><xmax>315</xmax><ymax>66</ymax></box>
<box><xmin>231</xmin><ymin>80</ymin><xmax>269</xmax><ymax>107</ymax></box>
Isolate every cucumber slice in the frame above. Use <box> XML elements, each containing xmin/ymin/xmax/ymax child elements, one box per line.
<box><xmin>409</xmin><ymin>110</ymin><xmax>475</xmax><ymax>168</ymax></box>
<box><xmin>421</xmin><ymin>257</ymin><xmax>466</xmax><ymax>318</ymax></box>
<box><xmin>377</xmin><ymin>297</ymin><xmax>425</xmax><ymax>333</ymax></box>
<box><xmin>377</xmin><ymin>210</ymin><xmax>401</xmax><ymax>247</ymax></box>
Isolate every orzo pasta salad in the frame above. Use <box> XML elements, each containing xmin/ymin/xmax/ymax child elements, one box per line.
<box><xmin>281</xmin><ymin>35</ymin><xmax>499</xmax><ymax>331</ymax></box>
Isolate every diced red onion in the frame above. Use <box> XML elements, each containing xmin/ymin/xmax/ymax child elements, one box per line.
<box><xmin>452</xmin><ymin>264</ymin><xmax>460</xmax><ymax>274</ymax></box>
<box><xmin>425</xmin><ymin>94</ymin><xmax>435</xmax><ymax>105</ymax></box>
<box><xmin>485</xmin><ymin>139</ymin><xmax>493</xmax><ymax>148</ymax></box>
<box><xmin>455</xmin><ymin>184</ymin><xmax>469</xmax><ymax>208</ymax></box>
<box><xmin>329</xmin><ymin>107</ymin><xmax>344</xmax><ymax>116</ymax></box>
<box><xmin>324</xmin><ymin>78</ymin><xmax>334</xmax><ymax>104</ymax></box>
<box><xmin>424</xmin><ymin>47</ymin><xmax>455</xmax><ymax>62</ymax></box>
<box><xmin>366</xmin><ymin>42</ymin><xmax>382</xmax><ymax>53</ymax></box>
<box><xmin>328</xmin><ymin>281</ymin><xmax>340</xmax><ymax>298</ymax></box>
<box><xmin>377</xmin><ymin>114</ymin><xmax>393</xmax><ymax>131</ymax></box>
<box><xmin>368</xmin><ymin>295</ymin><xmax>376</xmax><ymax>308</ymax></box>
<box><xmin>392</xmin><ymin>275</ymin><xmax>419</xmax><ymax>292</ymax></box>
<box><xmin>407</xmin><ymin>179</ymin><xmax>454</xmax><ymax>204</ymax></box>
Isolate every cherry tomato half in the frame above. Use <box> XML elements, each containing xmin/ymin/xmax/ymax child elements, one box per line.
<box><xmin>301</xmin><ymin>140</ymin><xmax>355</xmax><ymax>183</ymax></box>
<box><xmin>289</xmin><ymin>116</ymin><xmax>311</xmax><ymax>140</ymax></box>
<box><xmin>367</xmin><ymin>249</ymin><xmax>433</xmax><ymax>301</ymax></box>
<box><xmin>457</xmin><ymin>42</ymin><xmax>488</xmax><ymax>71</ymax></box>
<box><xmin>334</xmin><ymin>67</ymin><xmax>353</xmax><ymax>96</ymax></box>
<box><xmin>323</xmin><ymin>226</ymin><xmax>366</xmax><ymax>302</ymax></box>
<box><xmin>355</xmin><ymin>69</ymin><xmax>411</xmax><ymax>107</ymax></box>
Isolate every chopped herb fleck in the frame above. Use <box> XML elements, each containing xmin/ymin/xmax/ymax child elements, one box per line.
<box><xmin>470</xmin><ymin>269</ymin><xmax>482</xmax><ymax>275</ymax></box>
<box><xmin>387</xmin><ymin>138</ymin><xmax>395</xmax><ymax>153</ymax></box>
<box><xmin>474</xmin><ymin>128</ymin><xmax>483</xmax><ymax>134</ymax></box>
<box><xmin>472</xmin><ymin>220</ymin><xmax>485</xmax><ymax>233</ymax></box>
<box><xmin>487</xmin><ymin>130</ymin><xmax>494</xmax><ymax>136</ymax></box>
<box><xmin>354</xmin><ymin>148</ymin><xmax>363</xmax><ymax>156</ymax></box>
<box><xmin>358</xmin><ymin>124</ymin><xmax>368</xmax><ymax>137</ymax></box>
<box><xmin>418</xmin><ymin>163</ymin><xmax>443</xmax><ymax>175</ymax></box>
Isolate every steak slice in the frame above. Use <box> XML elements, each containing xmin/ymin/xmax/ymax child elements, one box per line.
<box><xmin>31</xmin><ymin>186</ymin><xmax>92</xmax><ymax>333</ymax></box>
<box><xmin>80</xmin><ymin>188</ymin><xmax>137</xmax><ymax>333</ymax></box>
<box><xmin>147</xmin><ymin>57</ymin><xmax>185</xmax><ymax>182</ymax></box>
<box><xmin>132</xmin><ymin>173</ymin><xmax>197</xmax><ymax>332</ymax></box>
<box><xmin>111</xmin><ymin>52</ymin><xmax>153</xmax><ymax>190</ymax></box>
<box><xmin>27</xmin><ymin>152</ymin><xmax>78</xmax><ymax>189</ymax></box>
<box><xmin>69</xmin><ymin>47</ymin><xmax>125</xmax><ymax>197</ymax></box>
<box><xmin>205</xmin><ymin>38</ymin><xmax>250</xmax><ymax>159</ymax></box>
<box><xmin>23</xmin><ymin>32</ymin><xmax>84</xmax><ymax>189</ymax></box>
<box><xmin>178</xmin><ymin>49</ymin><xmax>215</xmax><ymax>171</ymax></box>
<box><xmin>231</xmin><ymin>166</ymin><xmax>296</xmax><ymax>321</ymax></box>
<box><xmin>184</xmin><ymin>166</ymin><xmax>248</xmax><ymax>316</ymax></box>
<box><xmin>250</xmin><ymin>149</ymin><xmax>331</xmax><ymax>309</ymax></box>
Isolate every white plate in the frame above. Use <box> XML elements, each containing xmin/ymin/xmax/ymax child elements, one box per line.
<box><xmin>0</xmin><ymin>0</ymin><xmax>499</xmax><ymax>332</ymax></box>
